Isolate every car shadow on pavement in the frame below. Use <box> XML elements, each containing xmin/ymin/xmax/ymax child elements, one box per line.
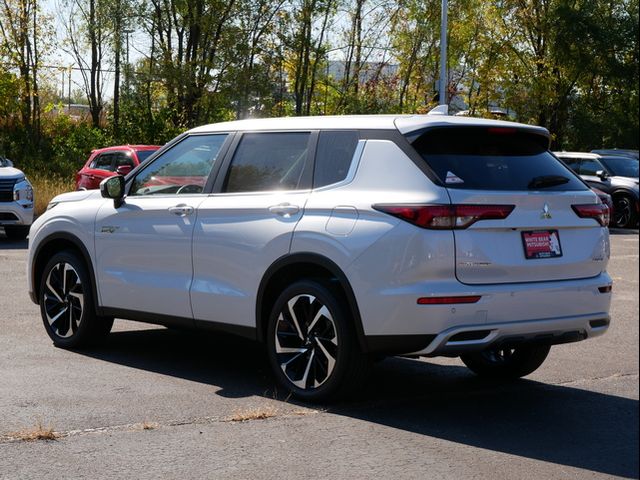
<box><xmin>0</xmin><ymin>232</ymin><xmax>28</xmax><ymax>249</ymax></box>
<box><xmin>81</xmin><ymin>327</ymin><xmax>638</xmax><ymax>479</ymax></box>
<box><xmin>609</xmin><ymin>227</ymin><xmax>639</xmax><ymax>235</ymax></box>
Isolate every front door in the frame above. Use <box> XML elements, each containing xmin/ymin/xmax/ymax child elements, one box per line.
<box><xmin>94</xmin><ymin>133</ymin><xmax>230</xmax><ymax>319</ymax></box>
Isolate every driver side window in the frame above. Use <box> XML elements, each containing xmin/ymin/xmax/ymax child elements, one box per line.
<box><xmin>130</xmin><ymin>134</ymin><xmax>228</xmax><ymax>196</ymax></box>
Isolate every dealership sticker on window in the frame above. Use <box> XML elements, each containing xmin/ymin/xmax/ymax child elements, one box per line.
<box><xmin>522</xmin><ymin>230</ymin><xmax>563</xmax><ymax>259</ymax></box>
<box><xmin>445</xmin><ymin>171</ymin><xmax>464</xmax><ymax>184</ymax></box>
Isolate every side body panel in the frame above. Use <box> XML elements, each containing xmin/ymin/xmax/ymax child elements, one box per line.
<box><xmin>291</xmin><ymin>139</ymin><xmax>454</xmax><ymax>336</ymax></box>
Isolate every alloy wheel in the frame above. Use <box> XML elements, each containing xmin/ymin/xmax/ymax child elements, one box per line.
<box><xmin>43</xmin><ymin>262</ymin><xmax>85</xmax><ymax>339</ymax></box>
<box><xmin>274</xmin><ymin>294</ymin><xmax>338</xmax><ymax>390</ymax></box>
<box><xmin>613</xmin><ymin>196</ymin><xmax>632</xmax><ymax>228</ymax></box>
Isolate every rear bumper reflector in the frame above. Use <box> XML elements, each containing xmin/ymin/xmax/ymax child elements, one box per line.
<box><xmin>417</xmin><ymin>295</ymin><xmax>481</xmax><ymax>305</ymax></box>
<box><xmin>598</xmin><ymin>285</ymin><xmax>612</xmax><ymax>293</ymax></box>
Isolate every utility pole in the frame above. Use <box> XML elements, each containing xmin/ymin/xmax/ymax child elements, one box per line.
<box><xmin>439</xmin><ymin>0</ymin><xmax>448</xmax><ymax>106</ymax></box>
<box><xmin>124</xmin><ymin>29</ymin><xmax>134</xmax><ymax>90</ymax></box>
<box><xmin>68</xmin><ymin>66</ymin><xmax>72</xmax><ymax>112</ymax></box>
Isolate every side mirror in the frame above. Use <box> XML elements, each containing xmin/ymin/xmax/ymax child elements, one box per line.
<box><xmin>116</xmin><ymin>165</ymin><xmax>132</xmax><ymax>176</ymax></box>
<box><xmin>100</xmin><ymin>175</ymin><xmax>126</xmax><ymax>208</ymax></box>
<box><xmin>596</xmin><ymin>170</ymin><xmax>609</xmax><ymax>181</ymax></box>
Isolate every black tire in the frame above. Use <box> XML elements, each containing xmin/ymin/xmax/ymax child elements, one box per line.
<box><xmin>39</xmin><ymin>250</ymin><xmax>113</xmax><ymax>348</ymax></box>
<box><xmin>460</xmin><ymin>344</ymin><xmax>551</xmax><ymax>380</ymax></box>
<box><xmin>612</xmin><ymin>194</ymin><xmax>638</xmax><ymax>229</ymax></box>
<box><xmin>3</xmin><ymin>225</ymin><xmax>29</xmax><ymax>240</ymax></box>
<box><xmin>266</xmin><ymin>279</ymin><xmax>370</xmax><ymax>402</ymax></box>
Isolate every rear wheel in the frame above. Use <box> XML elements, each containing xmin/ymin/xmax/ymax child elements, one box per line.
<box><xmin>266</xmin><ymin>280</ymin><xmax>369</xmax><ymax>402</ymax></box>
<box><xmin>460</xmin><ymin>344</ymin><xmax>551</xmax><ymax>379</ymax></box>
<box><xmin>3</xmin><ymin>225</ymin><xmax>29</xmax><ymax>240</ymax></box>
<box><xmin>39</xmin><ymin>250</ymin><xmax>113</xmax><ymax>348</ymax></box>
<box><xmin>612</xmin><ymin>195</ymin><xmax>638</xmax><ymax>228</ymax></box>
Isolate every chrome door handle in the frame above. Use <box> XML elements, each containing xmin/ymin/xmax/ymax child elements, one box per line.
<box><xmin>268</xmin><ymin>203</ymin><xmax>300</xmax><ymax>217</ymax></box>
<box><xmin>168</xmin><ymin>204</ymin><xmax>194</xmax><ymax>217</ymax></box>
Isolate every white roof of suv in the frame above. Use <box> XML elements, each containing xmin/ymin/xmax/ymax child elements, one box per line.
<box><xmin>554</xmin><ymin>152</ymin><xmax>601</xmax><ymax>159</ymax></box>
<box><xmin>188</xmin><ymin>114</ymin><xmax>549</xmax><ymax>136</ymax></box>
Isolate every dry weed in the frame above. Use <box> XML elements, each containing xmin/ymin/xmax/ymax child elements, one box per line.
<box><xmin>9</xmin><ymin>420</ymin><xmax>59</xmax><ymax>442</ymax></box>
<box><xmin>29</xmin><ymin>173</ymin><xmax>76</xmax><ymax>217</ymax></box>
<box><xmin>227</xmin><ymin>405</ymin><xmax>280</xmax><ymax>422</ymax></box>
<box><xmin>140</xmin><ymin>421</ymin><xmax>159</xmax><ymax>430</ymax></box>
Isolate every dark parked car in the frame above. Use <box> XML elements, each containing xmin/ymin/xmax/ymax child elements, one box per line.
<box><xmin>555</xmin><ymin>152</ymin><xmax>638</xmax><ymax>228</ymax></box>
<box><xmin>76</xmin><ymin>145</ymin><xmax>160</xmax><ymax>190</ymax></box>
<box><xmin>592</xmin><ymin>149</ymin><xmax>639</xmax><ymax>160</ymax></box>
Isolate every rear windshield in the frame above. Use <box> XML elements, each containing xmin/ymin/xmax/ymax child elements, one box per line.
<box><xmin>136</xmin><ymin>150</ymin><xmax>157</xmax><ymax>163</ymax></box>
<box><xmin>411</xmin><ymin>127</ymin><xmax>587</xmax><ymax>191</ymax></box>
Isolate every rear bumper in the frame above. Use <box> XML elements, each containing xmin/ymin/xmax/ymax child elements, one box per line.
<box><xmin>358</xmin><ymin>272</ymin><xmax>612</xmax><ymax>355</ymax></box>
<box><xmin>412</xmin><ymin>312</ymin><xmax>609</xmax><ymax>356</ymax></box>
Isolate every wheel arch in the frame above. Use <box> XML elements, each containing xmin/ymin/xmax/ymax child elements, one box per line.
<box><xmin>610</xmin><ymin>187</ymin><xmax>639</xmax><ymax>201</ymax></box>
<box><xmin>32</xmin><ymin>232</ymin><xmax>100</xmax><ymax>314</ymax></box>
<box><xmin>256</xmin><ymin>253</ymin><xmax>368</xmax><ymax>352</ymax></box>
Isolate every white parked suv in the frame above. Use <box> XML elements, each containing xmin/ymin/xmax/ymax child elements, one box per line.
<box><xmin>1</xmin><ymin>156</ymin><xmax>34</xmax><ymax>240</ymax></box>
<box><xmin>27</xmin><ymin>113</ymin><xmax>612</xmax><ymax>401</ymax></box>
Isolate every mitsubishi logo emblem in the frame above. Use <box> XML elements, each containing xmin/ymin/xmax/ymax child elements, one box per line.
<box><xmin>541</xmin><ymin>203</ymin><xmax>552</xmax><ymax>219</ymax></box>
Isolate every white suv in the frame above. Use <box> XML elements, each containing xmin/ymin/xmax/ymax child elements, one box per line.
<box><xmin>27</xmin><ymin>113</ymin><xmax>612</xmax><ymax>401</ymax></box>
<box><xmin>1</xmin><ymin>156</ymin><xmax>34</xmax><ymax>240</ymax></box>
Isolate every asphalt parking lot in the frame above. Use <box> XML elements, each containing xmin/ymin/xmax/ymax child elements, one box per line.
<box><xmin>0</xmin><ymin>228</ymin><xmax>637</xmax><ymax>479</ymax></box>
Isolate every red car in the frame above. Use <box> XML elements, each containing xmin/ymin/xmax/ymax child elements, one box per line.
<box><xmin>76</xmin><ymin>145</ymin><xmax>161</xmax><ymax>190</ymax></box>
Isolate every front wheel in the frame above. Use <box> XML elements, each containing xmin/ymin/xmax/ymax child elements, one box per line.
<box><xmin>39</xmin><ymin>250</ymin><xmax>113</xmax><ymax>348</ymax></box>
<box><xmin>460</xmin><ymin>344</ymin><xmax>551</xmax><ymax>380</ymax></box>
<box><xmin>266</xmin><ymin>280</ymin><xmax>369</xmax><ymax>402</ymax></box>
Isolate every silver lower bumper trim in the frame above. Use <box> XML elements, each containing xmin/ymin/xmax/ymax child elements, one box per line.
<box><xmin>412</xmin><ymin>313</ymin><xmax>610</xmax><ymax>357</ymax></box>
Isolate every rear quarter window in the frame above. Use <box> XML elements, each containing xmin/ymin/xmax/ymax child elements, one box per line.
<box><xmin>313</xmin><ymin>131</ymin><xmax>359</xmax><ymax>188</ymax></box>
<box><xmin>411</xmin><ymin>127</ymin><xmax>587</xmax><ymax>191</ymax></box>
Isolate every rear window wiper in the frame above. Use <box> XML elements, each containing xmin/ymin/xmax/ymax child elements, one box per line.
<box><xmin>528</xmin><ymin>175</ymin><xmax>570</xmax><ymax>189</ymax></box>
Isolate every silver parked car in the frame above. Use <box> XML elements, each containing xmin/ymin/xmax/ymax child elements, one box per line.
<box><xmin>27</xmin><ymin>112</ymin><xmax>612</xmax><ymax>401</ymax></box>
<box><xmin>1</xmin><ymin>155</ymin><xmax>34</xmax><ymax>240</ymax></box>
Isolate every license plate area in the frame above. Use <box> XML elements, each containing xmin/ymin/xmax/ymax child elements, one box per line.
<box><xmin>521</xmin><ymin>230</ymin><xmax>563</xmax><ymax>259</ymax></box>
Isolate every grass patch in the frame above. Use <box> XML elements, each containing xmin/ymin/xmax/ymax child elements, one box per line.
<box><xmin>227</xmin><ymin>405</ymin><xmax>280</xmax><ymax>422</ymax></box>
<box><xmin>9</xmin><ymin>420</ymin><xmax>59</xmax><ymax>442</ymax></box>
<box><xmin>29</xmin><ymin>173</ymin><xmax>76</xmax><ymax>217</ymax></box>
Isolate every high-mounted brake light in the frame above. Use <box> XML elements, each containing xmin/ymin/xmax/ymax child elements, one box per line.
<box><xmin>572</xmin><ymin>203</ymin><xmax>610</xmax><ymax>227</ymax></box>
<box><xmin>487</xmin><ymin>127</ymin><xmax>517</xmax><ymax>135</ymax></box>
<box><xmin>373</xmin><ymin>204</ymin><xmax>515</xmax><ymax>229</ymax></box>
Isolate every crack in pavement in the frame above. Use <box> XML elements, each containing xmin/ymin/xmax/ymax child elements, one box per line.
<box><xmin>0</xmin><ymin>409</ymin><xmax>321</xmax><ymax>445</ymax></box>
<box><xmin>1</xmin><ymin>373</ymin><xmax>635</xmax><ymax>445</ymax></box>
<box><xmin>550</xmin><ymin>371</ymin><xmax>638</xmax><ymax>387</ymax></box>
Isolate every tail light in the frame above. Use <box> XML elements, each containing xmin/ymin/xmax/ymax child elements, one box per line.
<box><xmin>373</xmin><ymin>204</ymin><xmax>515</xmax><ymax>229</ymax></box>
<box><xmin>572</xmin><ymin>203</ymin><xmax>610</xmax><ymax>227</ymax></box>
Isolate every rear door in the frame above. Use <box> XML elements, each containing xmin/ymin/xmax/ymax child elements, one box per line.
<box><xmin>410</xmin><ymin>127</ymin><xmax>608</xmax><ymax>285</ymax></box>
<box><xmin>190</xmin><ymin>131</ymin><xmax>314</xmax><ymax>328</ymax></box>
<box><xmin>80</xmin><ymin>152</ymin><xmax>115</xmax><ymax>189</ymax></box>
